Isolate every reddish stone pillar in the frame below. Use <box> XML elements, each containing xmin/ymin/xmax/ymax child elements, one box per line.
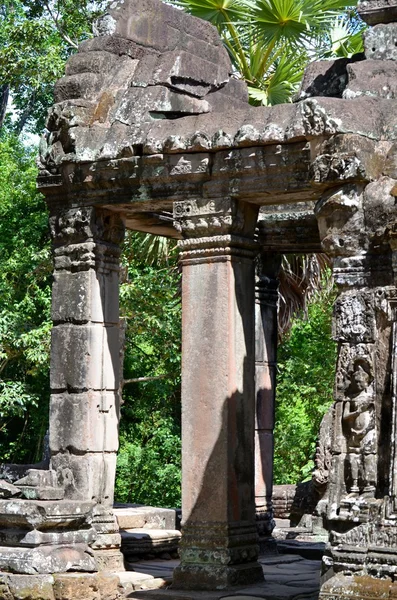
<box><xmin>172</xmin><ymin>198</ymin><xmax>264</xmax><ymax>590</ymax></box>
<box><xmin>254</xmin><ymin>253</ymin><xmax>280</xmax><ymax>552</ymax></box>
<box><xmin>48</xmin><ymin>205</ymin><xmax>125</xmax><ymax>570</ymax></box>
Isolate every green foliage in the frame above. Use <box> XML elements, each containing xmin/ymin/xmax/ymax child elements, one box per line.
<box><xmin>115</xmin><ymin>233</ymin><xmax>182</xmax><ymax>507</ymax></box>
<box><xmin>274</xmin><ymin>279</ymin><xmax>337</xmax><ymax>484</ymax></box>
<box><xmin>0</xmin><ymin>0</ymin><xmax>106</xmax><ymax>133</ymax></box>
<box><xmin>0</xmin><ymin>132</ymin><xmax>52</xmax><ymax>462</ymax></box>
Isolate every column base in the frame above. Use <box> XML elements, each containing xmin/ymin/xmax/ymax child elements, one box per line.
<box><xmin>90</xmin><ymin>505</ymin><xmax>125</xmax><ymax>572</ymax></box>
<box><xmin>172</xmin><ymin>561</ymin><xmax>264</xmax><ymax>591</ymax></box>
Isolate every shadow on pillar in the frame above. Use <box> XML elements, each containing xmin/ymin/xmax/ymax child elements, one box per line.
<box><xmin>172</xmin><ymin>387</ymin><xmax>264</xmax><ymax>590</ymax></box>
<box><xmin>171</xmin><ymin>253</ymin><xmax>264</xmax><ymax>591</ymax></box>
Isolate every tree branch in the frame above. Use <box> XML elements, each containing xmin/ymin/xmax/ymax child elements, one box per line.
<box><xmin>42</xmin><ymin>0</ymin><xmax>79</xmax><ymax>49</ymax></box>
<box><xmin>123</xmin><ymin>374</ymin><xmax>170</xmax><ymax>384</ymax></box>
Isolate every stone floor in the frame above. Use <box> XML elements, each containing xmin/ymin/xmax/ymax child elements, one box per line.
<box><xmin>119</xmin><ymin>553</ymin><xmax>322</xmax><ymax>599</ymax></box>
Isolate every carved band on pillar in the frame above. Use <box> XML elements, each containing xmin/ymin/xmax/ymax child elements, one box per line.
<box><xmin>254</xmin><ymin>253</ymin><xmax>280</xmax><ymax>552</ymax></box>
<box><xmin>49</xmin><ymin>205</ymin><xmax>125</xmax><ymax>571</ymax></box>
<box><xmin>172</xmin><ymin>197</ymin><xmax>264</xmax><ymax>590</ymax></box>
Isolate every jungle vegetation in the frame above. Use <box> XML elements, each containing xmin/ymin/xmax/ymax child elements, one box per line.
<box><xmin>0</xmin><ymin>0</ymin><xmax>359</xmax><ymax>505</ymax></box>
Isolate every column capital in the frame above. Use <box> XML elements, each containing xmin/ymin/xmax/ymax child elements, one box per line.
<box><xmin>49</xmin><ymin>206</ymin><xmax>125</xmax><ymax>272</ymax></box>
<box><xmin>174</xmin><ymin>198</ymin><xmax>259</xmax><ymax>263</ymax></box>
<box><xmin>255</xmin><ymin>253</ymin><xmax>281</xmax><ymax>305</ymax></box>
<box><xmin>49</xmin><ymin>206</ymin><xmax>125</xmax><ymax>248</ymax></box>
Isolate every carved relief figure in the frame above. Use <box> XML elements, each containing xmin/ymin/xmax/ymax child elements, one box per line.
<box><xmin>342</xmin><ymin>360</ymin><xmax>377</xmax><ymax>496</ymax></box>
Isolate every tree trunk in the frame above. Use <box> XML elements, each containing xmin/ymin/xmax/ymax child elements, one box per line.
<box><xmin>15</xmin><ymin>92</ymin><xmax>36</xmax><ymax>135</ymax></box>
<box><xmin>0</xmin><ymin>84</ymin><xmax>9</xmax><ymax>130</ymax></box>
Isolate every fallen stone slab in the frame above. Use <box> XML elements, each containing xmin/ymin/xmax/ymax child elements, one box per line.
<box><xmin>0</xmin><ymin>572</ymin><xmax>123</xmax><ymax>600</ymax></box>
<box><xmin>118</xmin><ymin>571</ymin><xmax>170</xmax><ymax>594</ymax></box>
<box><xmin>0</xmin><ymin>481</ymin><xmax>21</xmax><ymax>499</ymax></box>
<box><xmin>114</xmin><ymin>505</ymin><xmax>180</xmax><ymax>531</ymax></box>
<box><xmin>121</xmin><ymin>529</ymin><xmax>181</xmax><ymax>559</ymax></box>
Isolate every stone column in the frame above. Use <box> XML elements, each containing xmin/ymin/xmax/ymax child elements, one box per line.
<box><xmin>316</xmin><ymin>181</ymin><xmax>396</xmax><ymax>598</ymax></box>
<box><xmin>254</xmin><ymin>252</ymin><xmax>280</xmax><ymax>553</ymax></box>
<box><xmin>48</xmin><ymin>205</ymin><xmax>125</xmax><ymax>570</ymax></box>
<box><xmin>172</xmin><ymin>198</ymin><xmax>264</xmax><ymax>591</ymax></box>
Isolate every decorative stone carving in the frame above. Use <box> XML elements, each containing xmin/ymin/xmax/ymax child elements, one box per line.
<box><xmin>316</xmin><ymin>176</ymin><xmax>397</xmax><ymax>597</ymax></box>
<box><xmin>173</xmin><ymin>198</ymin><xmax>255</xmax><ymax>238</ymax></box>
<box><xmin>333</xmin><ymin>292</ymin><xmax>376</xmax><ymax>343</ymax></box>
<box><xmin>342</xmin><ymin>359</ymin><xmax>377</xmax><ymax>496</ymax></box>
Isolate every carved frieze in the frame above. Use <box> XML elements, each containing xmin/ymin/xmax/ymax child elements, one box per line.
<box><xmin>333</xmin><ymin>292</ymin><xmax>375</xmax><ymax>344</ymax></box>
<box><xmin>173</xmin><ymin>198</ymin><xmax>252</xmax><ymax>238</ymax></box>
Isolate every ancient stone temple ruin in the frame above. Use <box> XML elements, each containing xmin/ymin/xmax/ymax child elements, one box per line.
<box><xmin>2</xmin><ymin>0</ymin><xmax>397</xmax><ymax>597</ymax></box>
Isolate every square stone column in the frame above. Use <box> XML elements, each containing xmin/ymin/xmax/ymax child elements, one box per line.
<box><xmin>315</xmin><ymin>182</ymin><xmax>397</xmax><ymax>598</ymax></box>
<box><xmin>254</xmin><ymin>253</ymin><xmax>280</xmax><ymax>553</ymax></box>
<box><xmin>172</xmin><ymin>198</ymin><xmax>264</xmax><ymax>590</ymax></box>
<box><xmin>48</xmin><ymin>206</ymin><xmax>125</xmax><ymax>571</ymax></box>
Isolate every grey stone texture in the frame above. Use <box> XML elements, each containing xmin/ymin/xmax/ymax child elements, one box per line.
<box><xmin>0</xmin><ymin>0</ymin><xmax>389</xmax><ymax>596</ymax></box>
<box><xmin>358</xmin><ymin>0</ymin><xmax>397</xmax><ymax>24</ymax></box>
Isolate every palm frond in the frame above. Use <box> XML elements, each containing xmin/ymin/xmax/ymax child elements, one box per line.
<box><xmin>170</xmin><ymin>0</ymin><xmax>250</xmax><ymax>26</ymax></box>
<box><xmin>251</xmin><ymin>0</ymin><xmax>355</xmax><ymax>49</ymax></box>
<box><xmin>125</xmin><ymin>233</ymin><xmax>177</xmax><ymax>267</ymax></box>
<box><xmin>278</xmin><ymin>254</ymin><xmax>332</xmax><ymax>337</ymax></box>
<box><xmin>317</xmin><ymin>16</ymin><xmax>365</xmax><ymax>58</ymax></box>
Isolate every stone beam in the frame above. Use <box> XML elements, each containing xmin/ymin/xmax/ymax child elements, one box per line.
<box><xmin>258</xmin><ymin>203</ymin><xmax>322</xmax><ymax>254</ymax></box>
<box><xmin>358</xmin><ymin>0</ymin><xmax>397</xmax><ymax>24</ymax></box>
